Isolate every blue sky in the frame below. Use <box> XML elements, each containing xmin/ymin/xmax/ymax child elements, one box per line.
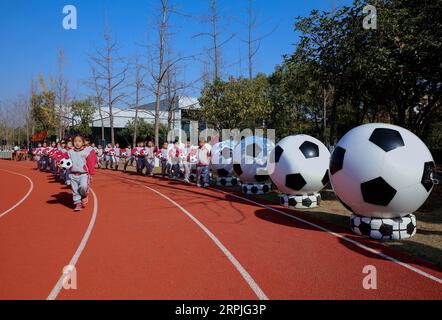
<box><xmin>0</xmin><ymin>0</ymin><xmax>352</xmax><ymax>105</ymax></box>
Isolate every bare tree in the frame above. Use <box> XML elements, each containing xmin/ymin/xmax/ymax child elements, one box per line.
<box><xmin>145</xmin><ymin>0</ymin><xmax>199</xmax><ymax>145</ymax></box>
<box><xmin>164</xmin><ymin>51</ymin><xmax>181</xmax><ymax>131</ymax></box>
<box><xmin>14</xmin><ymin>96</ymin><xmax>28</xmax><ymax>146</ymax></box>
<box><xmin>25</xmin><ymin>76</ymin><xmax>37</xmax><ymax>147</ymax></box>
<box><xmin>241</xmin><ymin>0</ymin><xmax>277</xmax><ymax>80</ymax></box>
<box><xmin>55</xmin><ymin>48</ymin><xmax>69</xmax><ymax>140</ymax></box>
<box><xmin>151</xmin><ymin>0</ymin><xmax>169</xmax><ymax>147</ymax></box>
<box><xmin>132</xmin><ymin>59</ymin><xmax>145</xmax><ymax>147</ymax></box>
<box><xmin>210</xmin><ymin>0</ymin><xmax>220</xmax><ymax>80</ymax></box>
<box><xmin>90</xmin><ymin>67</ymin><xmax>106</xmax><ymax>143</ymax></box>
<box><xmin>193</xmin><ymin>0</ymin><xmax>239</xmax><ymax>83</ymax></box>
<box><xmin>163</xmin><ymin>54</ymin><xmax>199</xmax><ymax>131</ymax></box>
<box><xmin>90</xmin><ymin>27</ymin><xmax>128</xmax><ymax>145</ymax></box>
<box><xmin>30</xmin><ymin>75</ymin><xmax>37</xmax><ymax>139</ymax></box>
<box><xmin>246</xmin><ymin>0</ymin><xmax>256</xmax><ymax>80</ymax></box>
<box><xmin>193</xmin><ymin>0</ymin><xmax>221</xmax><ymax>81</ymax></box>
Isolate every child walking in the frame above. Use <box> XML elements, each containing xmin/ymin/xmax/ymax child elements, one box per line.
<box><xmin>160</xmin><ymin>143</ymin><xmax>170</xmax><ymax>177</ymax></box>
<box><xmin>113</xmin><ymin>143</ymin><xmax>121</xmax><ymax>171</ymax></box>
<box><xmin>144</xmin><ymin>141</ymin><xmax>157</xmax><ymax>176</ymax></box>
<box><xmin>68</xmin><ymin>135</ymin><xmax>97</xmax><ymax>212</ymax></box>
<box><xmin>104</xmin><ymin>144</ymin><xmax>113</xmax><ymax>169</ymax></box>
<box><xmin>35</xmin><ymin>143</ymin><xmax>43</xmax><ymax>170</ymax></box>
<box><xmin>133</xmin><ymin>141</ymin><xmax>145</xmax><ymax>174</ymax></box>
<box><xmin>122</xmin><ymin>144</ymin><xmax>132</xmax><ymax>173</ymax></box>
<box><xmin>169</xmin><ymin>141</ymin><xmax>182</xmax><ymax>178</ymax></box>
<box><xmin>183</xmin><ymin>140</ymin><xmax>197</xmax><ymax>183</ymax></box>
<box><xmin>196</xmin><ymin>139</ymin><xmax>211</xmax><ymax>187</ymax></box>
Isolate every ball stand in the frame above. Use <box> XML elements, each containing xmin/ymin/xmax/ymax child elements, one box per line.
<box><xmin>216</xmin><ymin>176</ymin><xmax>239</xmax><ymax>187</ymax></box>
<box><xmin>242</xmin><ymin>183</ymin><xmax>272</xmax><ymax>195</ymax></box>
<box><xmin>350</xmin><ymin>213</ymin><xmax>416</xmax><ymax>240</ymax></box>
<box><xmin>279</xmin><ymin>193</ymin><xmax>321</xmax><ymax>209</ymax></box>
<box><xmin>189</xmin><ymin>173</ymin><xmax>197</xmax><ymax>182</ymax></box>
<box><xmin>189</xmin><ymin>172</ymin><xmax>213</xmax><ymax>183</ymax></box>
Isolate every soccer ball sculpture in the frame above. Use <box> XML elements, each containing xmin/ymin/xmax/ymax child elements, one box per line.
<box><xmin>211</xmin><ymin>140</ymin><xmax>239</xmax><ymax>187</ymax></box>
<box><xmin>233</xmin><ymin>136</ymin><xmax>274</xmax><ymax>194</ymax></box>
<box><xmin>268</xmin><ymin>135</ymin><xmax>330</xmax><ymax>209</ymax></box>
<box><xmin>329</xmin><ymin>123</ymin><xmax>436</xmax><ymax>240</ymax></box>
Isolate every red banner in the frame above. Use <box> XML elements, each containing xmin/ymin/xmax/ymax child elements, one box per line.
<box><xmin>31</xmin><ymin>131</ymin><xmax>47</xmax><ymax>142</ymax></box>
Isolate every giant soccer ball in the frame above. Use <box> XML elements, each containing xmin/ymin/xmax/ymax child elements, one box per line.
<box><xmin>329</xmin><ymin>123</ymin><xmax>435</xmax><ymax>219</ymax></box>
<box><xmin>232</xmin><ymin>136</ymin><xmax>275</xmax><ymax>184</ymax></box>
<box><xmin>211</xmin><ymin>140</ymin><xmax>237</xmax><ymax>177</ymax></box>
<box><xmin>268</xmin><ymin>135</ymin><xmax>330</xmax><ymax>195</ymax></box>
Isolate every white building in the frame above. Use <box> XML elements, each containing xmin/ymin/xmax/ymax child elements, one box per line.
<box><xmin>91</xmin><ymin>96</ymin><xmax>200</xmax><ymax>130</ymax></box>
<box><xmin>89</xmin><ymin>96</ymin><xmax>204</xmax><ymax>144</ymax></box>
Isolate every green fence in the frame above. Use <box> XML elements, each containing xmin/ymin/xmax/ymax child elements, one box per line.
<box><xmin>0</xmin><ymin>151</ymin><xmax>13</xmax><ymax>160</ymax></box>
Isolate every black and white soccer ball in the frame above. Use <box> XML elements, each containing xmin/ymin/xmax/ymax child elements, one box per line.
<box><xmin>189</xmin><ymin>155</ymin><xmax>198</xmax><ymax>163</ymax></box>
<box><xmin>268</xmin><ymin>135</ymin><xmax>330</xmax><ymax>195</ymax></box>
<box><xmin>211</xmin><ymin>140</ymin><xmax>237</xmax><ymax>177</ymax></box>
<box><xmin>232</xmin><ymin>136</ymin><xmax>275</xmax><ymax>184</ymax></box>
<box><xmin>351</xmin><ymin>214</ymin><xmax>416</xmax><ymax>240</ymax></box>
<box><xmin>330</xmin><ymin>123</ymin><xmax>435</xmax><ymax>219</ymax></box>
<box><xmin>60</xmin><ymin>158</ymin><xmax>73</xmax><ymax>170</ymax></box>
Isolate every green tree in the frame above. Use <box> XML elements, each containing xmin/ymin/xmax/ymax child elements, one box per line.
<box><xmin>31</xmin><ymin>91</ymin><xmax>58</xmax><ymax>135</ymax></box>
<box><xmin>275</xmin><ymin>0</ymin><xmax>441</xmax><ymax>146</ymax></box>
<box><xmin>71</xmin><ymin>98</ymin><xmax>95</xmax><ymax>137</ymax></box>
<box><xmin>198</xmin><ymin>74</ymin><xmax>273</xmax><ymax>131</ymax></box>
<box><xmin>119</xmin><ymin>118</ymin><xmax>169</xmax><ymax>146</ymax></box>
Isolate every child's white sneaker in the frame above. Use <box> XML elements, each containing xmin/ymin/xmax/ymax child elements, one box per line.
<box><xmin>184</xmin><ymin>178</ymin><xmax>190</xmax><ymax>183</ymax></box>
<box><xmin>197</xmin><ymin>183</ymin><xmax>202</xmax><ymax>187</ymax></box>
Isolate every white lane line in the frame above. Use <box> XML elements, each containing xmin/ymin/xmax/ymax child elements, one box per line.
<box><xmin>47</xmin><ymin>188</ymin><xmax>99</xmax><ymax>300</ymax></box>
<box><xmin>0</xmin><ymin>169</ymin><xmax>34</xmax><ymax>219</ymax></box>
<box><xmin>103</xmin><ymin>173</ymin><xmax>268</xmax><ymax>300</ymax></box>
<box><xmin>209</xmin><ymin>187</ymin><xmax>442</xmax><ymax>285</ymax></box>
<box><xmin>143</xmin><ymin>184</ymin><xmax>269</xmax><ymax>300</ymax></box>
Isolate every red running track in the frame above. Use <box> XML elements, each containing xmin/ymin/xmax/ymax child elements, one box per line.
<box><xmin>0</xmin><ymin>160</ymin><xmax>441</xmax><ymax>299</ymax></box>
<box><xmin>0</xmin><ymin>169</ymin><xmax>33</xmax><ymax>218</ymax></box>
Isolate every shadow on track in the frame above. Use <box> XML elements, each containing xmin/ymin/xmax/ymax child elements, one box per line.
<box><xmin>98</xmin><ymin>169</ymin><xmax>442</xmax><ymax>275</ymax></box>
<box><xmin>47</xmin><ymin>192</ymin><xmax>73</xmax><ymax>209</ymax></box>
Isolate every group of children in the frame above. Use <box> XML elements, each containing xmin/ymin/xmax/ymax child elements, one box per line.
<box><xmin>32</xmin><ymin>136</ymin><xmax>212</xmax><ymax>211</ymax></box>
<box><xmin>33</xmin><ymin>136</ymin><xmax>97</xmax><ymax>212</ymax></box>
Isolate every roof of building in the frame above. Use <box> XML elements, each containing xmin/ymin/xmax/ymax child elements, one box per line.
<box><xmin>90</xmin><ymin>96</ymin><xmax>200</xmax><ymax>128</ymax></box>
<box><xmin>137</xmin><ymin>96</ymin><xmax>200</xmax><ymax>112</ymax></box>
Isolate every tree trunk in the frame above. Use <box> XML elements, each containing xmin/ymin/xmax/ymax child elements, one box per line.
<box><xmin>133</xmin><ymin>84</ymin><xmax>140</xmax><ymax>148</ymax></box>
<box><xmin>328</xmin><ymin>85</ymin><xmax>337</xmax><ymax>146</ymax></box>
<box><xmin>107</xmin><ymin>45</ymin><xmax>115</xmax><ymax>145</ymax></box>
<box><xmin>247</xmin><ymin>0</ymin><xmax>253</xmax><ymax>80</ymax></box>
<box><xmin>211</xmin><ymin>0</ymin><xmax>219</xmax><ymax>80</ymax></box>
<box><xmin>154</xmin><ymin>0</ymin><xmax>168</xmax><ymax>147</ymax></box>
<box><xmin>92</xmin><ymin>68</ymin><xmax>105</xmax><ymax>145</ymax></box>
<box><xmin>98</xmin><ymin>102</ymin><xmax>105</xmax><ymax>144</ymax></box>
<box><xmin>323</xmin><ymin>87</ymin><xmax>327</xmax><ymax>144</ymax></box>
